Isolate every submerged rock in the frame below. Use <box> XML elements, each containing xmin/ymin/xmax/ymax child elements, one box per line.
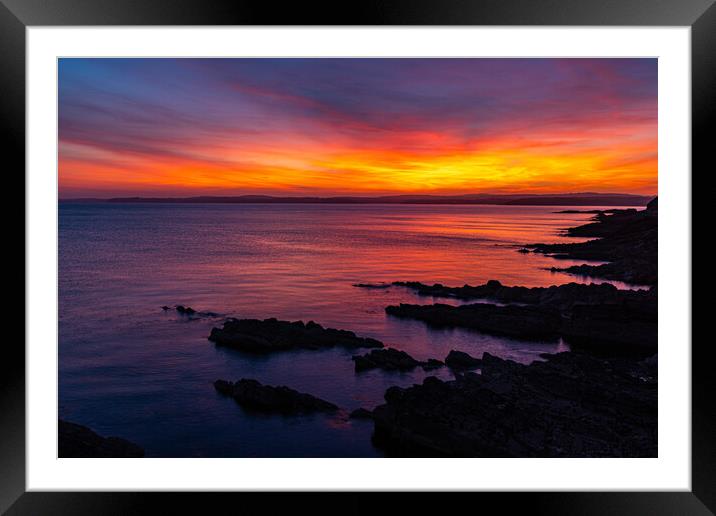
<box><xmin>352</xmin><ymin>348</ymin><xmax>444</xmax><ymax>372</ymax></box>
<box><xmin>58</xmin><ymin>419</ymin><xmax>144</xmax><ymax>458</ymax></box>
<box><xmin>444</xmin><ymin>350</ymin><xmax>482</xmax><ymax>369</ymax></box>
<box><xmin>214</xmin><ymin>378</ymin><xmax>338</xmax><ymax>414</ymax></box>
<box><xmin>163</xmin><ymin>305</ymin><xmax>219</xmax><ymax>318</ymax></box>
<box><xmin>175</xmin><ymin>305</ymin><xmax>196</xmax><ymax>315</ymax></box>
<box><xmin>371</xmin><ymin>352</ymin><xmax>657</xmax><ymax>457</ymax></box>
<box><xmin>553</xmin><ymin>209</ymin><xmax>604</xmax><ymax>214</ymax></box>
<box><xmin>353</xmin><ymin>283</ymin><xmax>391</xmax><ymax>289</ymax></box>
<box><xmin>208</xmin><ymin>317</ymin><xmax>383</xmax><ymax>353</ymax></box>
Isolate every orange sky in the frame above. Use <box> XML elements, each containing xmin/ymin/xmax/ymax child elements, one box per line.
<box><xmin>59</xmin><ymin>58</ymin><xmax>657</xmax><ymax>198</ymax></box>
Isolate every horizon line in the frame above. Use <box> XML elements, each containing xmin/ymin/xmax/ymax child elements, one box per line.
<box><xmin>59</xmin><ymin>191</ymin><xmax>656</xmax><ymax>205</ymax></box>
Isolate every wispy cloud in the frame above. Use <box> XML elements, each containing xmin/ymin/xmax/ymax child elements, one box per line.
<box><xmin>58</xmin><ymin>58</ymin><xmax>657</xmax><ymax>197</ymax></box>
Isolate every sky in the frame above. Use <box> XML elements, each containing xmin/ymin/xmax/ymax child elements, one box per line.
<box><xmin>58</xmin><ymin>58</ymin><xmax>657</xmax><ymax>198</ymax></box>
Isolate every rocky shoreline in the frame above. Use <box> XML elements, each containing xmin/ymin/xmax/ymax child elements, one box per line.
<box><xmin>58</xmin><ymin>419</ymin><xmax>144</xmax><ymax>458</ymax></box>
<box><xmin>386</xmin><ymin>292</ymin><xmax>656</xmax><ymax>355</ymax></box>
<box><xmin>392</xmin><ymin>279</ymin><xmax>649</xmax><ymax>308</ymax></box>
<box><xmin>387</xmin><ymin>302</ymin><xmax>563</xmax><ymax>341</ymax></box>
<box><xmin>523</xmin><ymin>198</ymin><xmax>657</xmax><ymax>285</ymax></box>
<box><xmin>371</xmin><ymin>351</ymin><xmax>657</xmax><ymax>457</ymax></box>
<box><xmin>371</xmin><ymin>201</ymin><xmax>658</xmax><ymax>456</ymax></box>
<box><xmin>352</xmin><ymin>348</ymin><xmax>445</xmax><ymax>372</ymax></box>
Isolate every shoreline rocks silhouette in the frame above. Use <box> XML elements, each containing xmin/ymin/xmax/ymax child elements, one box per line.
<box><xmin>352</xmin><ymin>348</ymin><xmax>444</xmax><ymax>372</ymax></box>
<box><xmin>386</xmin><ymin>299</ymin><xmax>655</xmax><ymax>355</ymax></box>
<box><xmin>371</xmin><ymin>352</ymin><xmax>657</xmax><ymax>457</ymax></box>
<box><xmin>162</xmin><ymin>305</ymin><xmax>219</xmax><ymax>318</ymax></box>
<box><xmin>392</xmin><ymin>279</ymin><xmax>651</xmax><ymax>310</ymax></box>
<box><xmin>444</xmin><ymin>350</ymin><xmax>482</xmax><ymax>370</ymax></box>
<box><xmin>214</xmin><ymin>378</ymin><xmax>339</xmax><ymax>414</ymax></box>
<box><xmin>525</xmin><ymin>201</ymin><xmax>657</xmax><ymax>285</ymax></box>
<box><xmin>386</xmin><ymin>302</ymin><xmax>563</xmax><ymax>342</ymax></box>
<box><xmin>208</xmin><ymin>317</ymin><xmax>383</xmax><ymax>353</ymax></box>
<box><xmin>59</xmin><ymin>419</ymin><xmax>144</xmax><ymax>458</ymax></box>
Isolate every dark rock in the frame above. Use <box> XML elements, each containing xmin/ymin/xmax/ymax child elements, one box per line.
<box><xmin>524</xmin><ymin>205</ymin><xmax>657</xmax><ymax>286</ymax></box>
<box><xmin>394</xmin><ymin>279</ymin><xmax>648</xmax><ymax>311</ymax></box>
<box><xmin>58</xmin><ymin>419</ymin><xmax>144</xmax><ymax>458</ymax></box>
<box><xmin>421</xmin><ymin>358</ymin><xmax>446</xmax><ymax>371</ymax></box>
<box><xmin>549</xmin><ymin>262</ymin><xmax>655</xmax><ymax>286</ymax></box>
<box><xmin>561</xmin><ymin>303</ymin><xmax>657</xmax><ymax>355</ymax></box>
<box><xmin>445</xmin><ymin>350</ymin><xmax>482</xmax><ymax>369</ymax></box>
<box><xmin>386</xmin><ymin>302</ymin><xmax>562</xmax><ymax>341</ymax></box>
<box><xmin>214</xmin><ymin>378</ymin><xmax>338</xmax><ymax>414</ymax></box>
<box><xmin>553</xmin><ymin>209</ymin><xmax>604</xmax><ymax>214</ymax></box>
<box><xmin>641</xmin><ymin>353</ymin><xmax>657</xmax><ymax>369</ymax></box>
<box><xmin>353</xmin><ymin>348</ymin><xmax>420</xmax><ymax>371</ymax></box>
<box><xmin>349</xmin><ymin>408</ymin><xmax>374</xmax><ymax>419</ymax></box>
<box><xmin>371</xmin><ymin>352</ymin><xmax>657</xmax><ymax>457</ymax></box>
<box><xmin>384</xmin><ymin>385</ymin><xmax>406</xmax><ymax>404</ymax></box>
<box><xmin>352</xmin><ymin>348</ymin><xmax>444</xmax><ymax>372</ymax></box>
<box><xmin>165</xmin><ymin>305</ymin><xmax>219</xmax><ymax>318</ymax></box>
<box><xmin>386</xmin><ymin>288</ymin><xmax>656</xmax><ymax>355</ymax></box>
<box><xmin>353</xmin><ymin>283</ymin><xmax>391</xmax><ymax>289</ymax></box>
<box><xmin>175</xmin><ymin>305</ymin><xmax>196</xmax><ymax>315</ymax></box>
<box><xmin>208</xmin><ymin>317</ymin><xmax>383</xmax><ymax>353</ymax></box>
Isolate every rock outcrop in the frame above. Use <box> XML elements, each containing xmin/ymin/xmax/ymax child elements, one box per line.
<box><xmin>371</xmin><ymin>352</ymin><xmax>657</xmax><ymax>457</ymax></box>
<box><xmin>386</xmin><ymin>302</ymin><xmax>562</xmax><ymax>341</ymax></box>
<box><xmin>208</xmin><ymin>318</ymin><xmax>383</xmax><ymax>353</ymax></box>
<box><xmin>58</xmin><ymin>419</ymin><xmax>144</xmax><ymax>458</ymax></box>
<box><xmin>352</xmin><ymin>348</ymin><xmax>444</xmax><ymax>372</ymax></box>
<box><xmin>349</xmin><ymin>408</ymin><xmax>374</xmax><ymax>419</ymax></box>
<box><xmin>386</xmin><ymin>287</ymin><xmax>656</xmax><ymax>355</ymax></box>
<box><xmin>214</xmin><ymin>378</ymin><xmax>338</xmax><ymax>414</ymax></box>
<box><xmin>175</xmin><ymin>305</ymin><xmax>196</xmax><ymax>315</ymax></box>
<box><xmin>352</xmin><ymin>283</ymin><xmax>391</xmax><ymax>289</ymax></box>
<box><xmin>444</xmin><ymin>350</ymin><xmax>482</xmax><ymax>369</ymax></box>
<box><xmin>393</xmin><ymin>279</ymin><xmax>650</xmax><ymax>310</ymax></box>
<box><xmin>162</xmin><ymin>305</ymin><xmax>219</xmax><ymax>317</ymax></box>
<box><xmin>525</xmin><ymin>202</ymin><xmax>657</xmax><ymax>286</ymax></box>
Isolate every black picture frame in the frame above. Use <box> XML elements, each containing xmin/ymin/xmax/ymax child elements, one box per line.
<box><xmin>3</xmin><ymin>1</ymin><xmax>711</xmax><ymax>514</ymax></box>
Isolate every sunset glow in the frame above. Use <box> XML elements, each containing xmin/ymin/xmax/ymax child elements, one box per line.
<box><xmin>58</xmin><ymin>58</ymin><xmax>657</xmax><ymax>197</ymax></box>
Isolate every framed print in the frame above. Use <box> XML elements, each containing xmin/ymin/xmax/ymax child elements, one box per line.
<box><xmin>4</xmin><ymin>0</ymin><xmax>712</xmax><ymax>513</ymax></box>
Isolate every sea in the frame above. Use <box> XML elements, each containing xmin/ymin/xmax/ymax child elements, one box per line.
<box><xmin>58</xmin><ymin>203</ymin><xmax>645</xmax><ymax>457</ymax></box>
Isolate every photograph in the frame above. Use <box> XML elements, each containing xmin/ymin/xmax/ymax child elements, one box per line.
<box><xmin>57</xmin><ymin>57</ymin><xmax>658</xmax><ymax>459</ymax></box>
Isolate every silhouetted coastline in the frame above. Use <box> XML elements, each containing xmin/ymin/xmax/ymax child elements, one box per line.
<box><xmin>58</xmin><ymin>419</ymin><xmax>144</xmax><ymax>458</ymax></box>
<box><xmin>370</xmin><ymin>200</ymin><xmax>658</xmax><ymax>456</ymax></box>
<box><xmin>60</xmin><ymin>192</ymin><xmax>652</xmax><ymax>206</ymax></box>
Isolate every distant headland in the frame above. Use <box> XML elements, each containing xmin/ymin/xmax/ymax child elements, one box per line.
<box><xmin>60</xmin><ymin>192</ymin><xmax>653</xmax><ymax>206</ymax></box>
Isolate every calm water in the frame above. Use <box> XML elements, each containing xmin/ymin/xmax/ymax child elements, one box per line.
<box><xmin>59</xmin><ymin>203</ymin><xmax>643</xmax><ymax>457</ymax></box>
